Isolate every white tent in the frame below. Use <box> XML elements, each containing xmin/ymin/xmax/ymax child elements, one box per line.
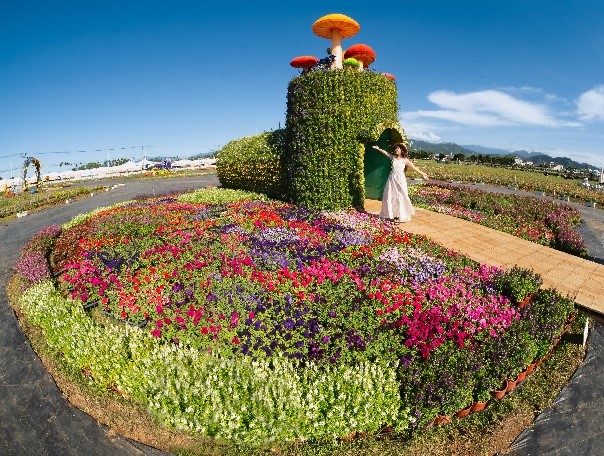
<box><xmin>137</xmin><ymin>159</ymin><xmax>159</xmax><ymax>170</ymax></box>
<box><xmin>171</xmin><ymin>159</ymin><xmax>195</xmax><ymax>168</ymax></box>
<box><xmin>113</xmin><ymin>160</ymin><xmax>140</xmax><ymax>171</ymax></box>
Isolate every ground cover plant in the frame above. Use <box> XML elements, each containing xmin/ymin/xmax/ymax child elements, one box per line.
<box><xmin>11</xmin><ymin>187</ymin><xmax>578</xmax><ymax>451</ymax></box>
<box><xmin>410</xmin><ymin>182</ymin><xmax>587</xmax><ymax>256</ymax></box>
<box><xmin>0</xmin><ymin>184</ymin><xmax>105</xmax><ymax>220</ymax></box>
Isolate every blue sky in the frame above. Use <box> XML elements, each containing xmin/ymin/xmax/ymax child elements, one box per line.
<box><xmin>1</xmin><ymin>0</ymin><xmax>603</xmax><ymax>178</ymax></box>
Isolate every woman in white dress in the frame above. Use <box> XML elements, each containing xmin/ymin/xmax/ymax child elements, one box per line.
<box><xmin>372</xmin><ymin>143</ymin><xmax>428</xmax><ymax>223</ymax></box>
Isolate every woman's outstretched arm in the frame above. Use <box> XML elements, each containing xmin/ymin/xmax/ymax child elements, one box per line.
<box><xmin>372</xmin><ymin>145</ymin><xmax>392</xmax><ymax>158</ymax></box>
<box><xmin>405</xmin><ymin>159</ymin><xmax>429</xmax><ymax>179</ymax></box>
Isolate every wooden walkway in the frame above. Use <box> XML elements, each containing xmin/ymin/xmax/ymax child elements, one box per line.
<box><xmin>365</xmin><ymin>199</ymin><xmax>604</xmax><ymax>319</ymax></box>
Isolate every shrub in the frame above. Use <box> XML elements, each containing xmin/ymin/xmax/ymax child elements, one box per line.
<box><xmin>492</xmin><ymin>266</ymin><xmax>543</xmax><ymax>304</ymax></box>
<box><xmin>216</xmin><ymin>130</ymin><xmax>287</xmax><ymax>199</ymax></box>
<box><xmin>520</xmin><ymin>288</ymin><xmax>576</xmax><ymax>358</ymax></box>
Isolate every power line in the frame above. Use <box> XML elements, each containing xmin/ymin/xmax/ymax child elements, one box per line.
<box><xmin>0</xmin><ymin>143</ymin><xmax>223</xmax><ymax>176</ymax></box>
<box><xmin>0</xmin><ymin>145</ymin><xmax>153</xmax><ymax>161</ymax></box>
<box><xmin>0</xmin><ymin>143</ymin><xmax>223</xmax><ymax>161</ymax></box>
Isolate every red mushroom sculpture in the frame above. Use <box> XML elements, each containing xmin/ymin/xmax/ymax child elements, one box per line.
<box><xmin>344</xmin><ymin>44</ymin><xmax>376</xmax><ymax>70</ymax></box>
<box><xmin>312</xmin><ymin>14</ymin><xmax>360</xmax><ymax>69</ymax></box>
<box><xmin>381</xmin><ymin>72</ymin><xmax>396</xmax><ymax>81</ymax></box>
<box><xmin>290</xmin><ymin>55</ymin><xmax>319</xmax><ymax>73</ymax></box>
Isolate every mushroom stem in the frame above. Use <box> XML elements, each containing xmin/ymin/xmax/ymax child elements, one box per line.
<box><xmin>331</xmin><ymin>29</ymin><xmax>342</xmax><ymax>69</ymax></box>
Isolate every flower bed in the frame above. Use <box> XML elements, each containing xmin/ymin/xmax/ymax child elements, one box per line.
<box><xmin>410</xmin><ymin>182</ymin><xmax>587</xmax><ymax>256</ymax></box>
<box><xmin>12</xmin><ymin>187</ymin><xmax>576</xmax><ymax>445</ymax></box>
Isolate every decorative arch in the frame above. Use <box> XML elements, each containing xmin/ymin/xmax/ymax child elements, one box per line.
<box><xmin>21</xmin><ymin>156</ymin><xmax>42</xmax><ymax>191</ymax></box>
<box><xmin>363</xmin><ymin>127</ymin><xmax>407</xmax><ymax>200</ymax></box>
<box><xmin>358</xmin><ymin>120</ymin><xmax>407</xmax><ymax>146</ymax></box>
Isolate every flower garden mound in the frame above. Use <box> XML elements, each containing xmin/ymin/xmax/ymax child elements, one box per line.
<box><xmin>12</xmin><ymin>187</ymin><xmax>577</xmax><ymax>448</ymax></box>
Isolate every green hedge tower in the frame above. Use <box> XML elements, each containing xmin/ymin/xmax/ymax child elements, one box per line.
<box><xmin>284</xmin><ymin>69</ymin><xmax>405</xmax><ymax>210</ymax></box>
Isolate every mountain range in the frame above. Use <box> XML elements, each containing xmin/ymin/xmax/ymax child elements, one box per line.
<box><xmin>408</xmin><ymin>139</ymin><xmax>598</xmax><ymax>171</ymax></box>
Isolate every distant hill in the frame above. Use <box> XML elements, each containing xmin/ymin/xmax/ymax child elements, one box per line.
<box><xmin>460</xmin><ymin>144</ymin><xmax>512</xmax><ymax>156</ymax></box>
<box><xmin>410</xmin><ymin>139</ymin><xmax>597</xmax><ymax>170</ymax></box>
<box><xmin>409</xmin><ymin>139</ymin><xmax>475</xmax><ymax>156</ymax></box>
<box><xmin>190</xmin><ymin>150</ymin><xmax>217</xmax><ymax>159</ymax></box>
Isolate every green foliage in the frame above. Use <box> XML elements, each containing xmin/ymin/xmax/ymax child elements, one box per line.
<box><xmin>521</xmin><ymin>288</ymin><xmax>576</xmax><ymax>358</ymax></box>
<box><xmin>481</xmin><ymin>318</ymin><xmax>538</xmax><ymax>390</ymax></box>
<box><xmin>216</xmin><ymin>129</ymin><xmax>287</xmax><ymax>199</ymax></box>
<box><xmin>493</xmin><ymin>266</ymin><xmax>543</xmax><ymax>304</ymax></box>
<box><xmin>400</xmin><ymin>342</ymin><xmax>476</xmax><ymax>426</ymax></box>
<box><xmin>177</xmin><ymin>187</ymin><xmax>270</xmax><ymax>204</ymax></box>
<box><xmin>285</xmin><ymin>70</ymin><xmax>401</xmax><ymax>210</ymax></box>
<box><xmin>0</xmin><ymin>186</ymin><xmax>104</xmax><ymax>220</ymax></box>
<box><xmin>416</xmin><ymin>161</ymin><xmax>604</xmax><ymax>207</ymax></box>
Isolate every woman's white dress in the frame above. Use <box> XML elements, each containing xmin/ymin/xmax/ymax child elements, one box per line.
<box><xmin>380</xmin><ymin>157</ymin><xmax>415</xmax><ymax>222</ymax></box>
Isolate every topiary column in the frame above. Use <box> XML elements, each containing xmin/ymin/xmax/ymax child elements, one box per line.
<box><xmin>285</xmin><ymin>69</ymin><xmax>403</xmax><ymax>210</ymax></box>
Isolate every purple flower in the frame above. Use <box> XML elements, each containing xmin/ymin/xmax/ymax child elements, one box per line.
<box><xmin>15</xmin><ymin>250</ymin><xmax>51</xmax><ymax>283</ymax></box>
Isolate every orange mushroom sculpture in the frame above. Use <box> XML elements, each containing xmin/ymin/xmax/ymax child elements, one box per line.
<box><xmin>312</xmin><ymin>13</ymin><xmax>360</xmax><ymax>69</ymax></box>
<box><xmin>344</xmin><ymin>43</ymin><xmax>376</xmax><ymax>70</ymax></box>
<box><xmin>290</xmin><ymin>55</ymin><xmax>319</xmax><ymax>73</ymax></box>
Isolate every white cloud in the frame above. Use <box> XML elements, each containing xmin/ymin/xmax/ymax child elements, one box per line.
<box><xmin>397</xmin><ymin>115</ymin><xmax>444</xmax><ymax>142</ymax></box>
<box><xmin>426</xmin><ymin>90</ymin><xmax>561</xmax><ymax>127</ymax></box>
<box><xmin>577</xmin><ymin>85</ymin><xmax>604</xmax><ymax>121</ymax></box>
<box><xmin>408</xmin><ymin>130</ymin><xmax>442</xmax><ymax>142</ymax></box>
<box><xmin>400</xmin><ymin>89</ymin><xmax>582</xmax><ymax>129</ymax></box>
<box><xmin>414</xmin><ymin>108</ymin><xmax>504</xmax><ymax>126</ymax></box>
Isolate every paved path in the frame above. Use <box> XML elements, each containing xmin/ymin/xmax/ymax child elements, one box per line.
<box><xmin>1</xmin><ymin>174</ymin><xmax>603</xmax><ymax>455</ymax></box>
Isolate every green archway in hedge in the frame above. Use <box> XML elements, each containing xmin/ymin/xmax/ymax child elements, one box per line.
<box><xmin>363</xmin><ymin>127</ymin><xmax>405</xmax><ymax>200</ymax></box>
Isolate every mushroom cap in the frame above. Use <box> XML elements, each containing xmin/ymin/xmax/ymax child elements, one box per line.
<box><xmin>344</xmin><ymin>43</ymin><xmax>376</xmax><ymax>67</ymax></box>
<box><xmin>312</xmin><ymin>13</ymin><xmax>360</xmax><ymax>39</ymax></box>
<box><xmin>381</xmin><ymin>72</ymin><xmax>396</xmax><ymax>81</ymax></box>
<box><xmin>343</xmin><ymin>57</ymin><xmax>360</xmax><ymax>68</ymax></box>
<box><xmin>290</xmin><ymin>55</ymin><xmax>319</xmax><ymax>69</ymax></box>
